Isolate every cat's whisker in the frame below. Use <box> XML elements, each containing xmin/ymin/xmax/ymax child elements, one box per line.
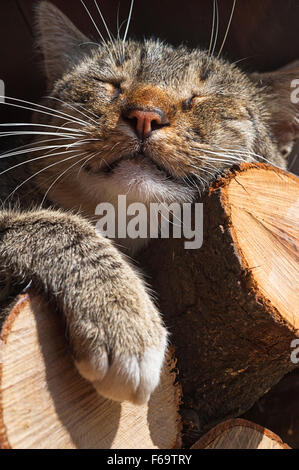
<box><xmin>58</xmin><ymin>120</ymin><xmax>89</xmax><ymax>131</ymax></box>
<box><xmin>190</xmin><ymin>173</ymin><xmax>209</xmax><ymax>191</ymax></box>
<box><xmin>209</xmin><ymin>152</ymin><xmax>253</xmax><ymax>162</ymax></box>
<box><xmin>211</xmin><ymin>0</ymin><xmax>219</xmax><ymax>57</ymax></box>
<box><xmin>205</xmin><ymin>146</ymin><xmax>285</xmax><ymax>169</ymax></box>
<box><xmin>190</xmin><ymin>146</ymin><xmax>256</xmax><ymax>163</ymax></box>
<box><xmin>76</xmin><ymin>151</ymin><xmax>99</xmax><ymax>176</ymax></box>
<box><xmin>205</xmin><ymin>162</ymin><xmax>220</xmax><ymax>172</ymax></box>
<box><xmin>80</xmin><ymin>0</ymin><xmax>107</xmax><ymax>45</ymax></box>
<box><xmin>117</xmin><ymin>18</ymin><xmax>128</xmax><ymax>42</ymax></box>
<box><xmin>80</xmin><ymin>0</ymin><xmax>120</xmax><ymax>64</ymax></box>
<box><xmin>232</xmin><ymin>55</ymin><xmax>254</xmax><ymax>66</ymax></box>
<box><xmin>0</xmin><ymin>131</ymin><xmax>84</xmax><ymax>139</ymax></box>
<box><xmin>200</xmin><ymin>169</ymin><xmax>220</xmax><ymax>180</ymax></box>
<box><xmin>119</xmin><ymin>0</ymin><xmax>134</xmax><ymax>62</ymax></box>
<box><xmin>1</xmin><ymin>97</ymin><xmax>91</xmax><ymax>129</ymax></box>
<box><xmin>0</xmin><ymin>134</ymin><xmax>86</xmax><ymax>157</ymax></box>
<box><xmin>4</xmin><ymin>151</ymin><xmax>87</xmax><ymax>206</ymax></box>
<box><xmin>39</xmin><ymin>142</ymin><xmax>87</xmax><ymax>159</ymax></box>
<box><xmin>210</xmin><ymin>146</ymin><xmax>259</xmax><ymax>158</ymax></box>
<box><xmin>201</xmin><ymin>162</ymin><xmax>223</xmax><ymax>176</ymax></box>
<box><xmin>123</xmin><ymin>0</ymin><xmax>134</xmax><ymax>43</ymax></box>
<box><xmin>45</xmin><ymin>96</ymin><xmax>99</xmax><ymax>126</ymax></box>
<box><xmin>196</xmin><ymin>172</ymin><xmax>209</xmax><ymax>185</ymax></box>
<box><xmin>217</xmin><ymin>0</ymin><xmax>237</xmax><ymax>58</ymax></box>
<box><xmin>0</xmin><ymin>95</ymin><xmax>92</xmax><ymax>127</ymax></box>
<box><xmin>79</xmin><ymin>41</ymin><xmax>100</xmax><ymax>47</ymax></box>
<box><xmin>190</xmin><ymin>153</ymin><xmax>247</xmax><ymax>178</ymax></box>
<box><xmin>0</xmin><ymin>141</ymin><xmax>85</xmax><ymax>160</ymax></box>
<box><xmin>208</xmin><ymin>0</ymin><xmax>217</xmax><ymax>57</ymax></box>
<box><xmin>94</xmin><ymin>0</ymin><xmax>115</xmax><ymax>43</ymax></box>
<box><xmin>190</xmin><ymin>151</ymin><xmax>248</xmax><ymax>166</ymax></box>
<box><xmin>189</xmin><ymin>162</ymin><xmax>216</xmax><ymax>178</ymax></box>
<box><xmin>213</xmin><ymin>146</ymin><xmax>272</xmax><ymax>161</ymax></box>
<box><xmin>74</xmin><ymin>138</ymin><xmax>101</xmax><ymax>144</ymax></box>
<box><xmin>71</xmin><ymin>103</ymin><xmax>100</xmax><ymax>121</ymax></box>
<box><xmin>196</xmin><ymin>154</ymin><xmax>248</xmax><ymax>165</ymax></box>
<box><xmin>91</xmin><ymin>3</ymin><xmax>121</xmax><ymax>66</ymax></box>
<box><xmin>191</xmin><ymin>152</ymin><xmax>244</xmax><ymax>163</ymax></box>
<box><xmin>0</xmin><ymin>136</ymin><xmax>87</xmax><ymax>156</ymax></box>
<box><xmin>183</xmin><ymin>174</ymin><xmax>204</xmax><ymax>194</ymax></box>
<box><xmin>152</xmin><ymin>195</ymin><xmax>185</xmax><ymax>229</ymax></box>
<box><xmin>0</xmin><ymin>148</ymin><xmax>84</xmax><ymax>178</ymax></box>
<box><xmin>0</xmin><ymin>123</ymin><xmax>86</xmax><ymax>134</ymax></box>
<box><xmin>40</xmin><ymin>151</ymin><xmax>95</xmax><ymax>207</ymax></box>
<box><xmin>194</xmin><ymin>176</ymin><xmax>206</xmax><ymax>191</ymax></box>
<box><xmin>116</xmin><ymin>3</ymin><xmax>121</xmax><ymax>41</ymax></box>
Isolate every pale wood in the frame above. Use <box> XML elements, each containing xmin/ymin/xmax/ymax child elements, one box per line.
<box><xmin>0</xmin><ymin>293</ymin><xmax>182</xmax><ymax>449</ymax></box>
<box><xmin>191</xmin><ymin>419</ymin><xmax>291</xmax><ymax>449</ymax></box>
<box><xmin>225</xmin><ymin>165</ymin><xmax>299</xmax><ymax>330</ymax></box>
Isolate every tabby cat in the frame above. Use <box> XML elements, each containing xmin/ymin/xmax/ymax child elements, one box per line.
<box><xmin>0</xmin><ymin>1</ymin><xmax>298</xmax><ymax>404</ymax></box>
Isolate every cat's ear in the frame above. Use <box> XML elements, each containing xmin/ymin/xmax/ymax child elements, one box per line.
<box><xmin>252</xmin><ymin>61</ymin><xmax>299</xmax><ymax>157</ymax></box>
<box><xmin>36</xmin><ymin>1</ymin><xmax>90</xmax><ymax>86</ymax></box>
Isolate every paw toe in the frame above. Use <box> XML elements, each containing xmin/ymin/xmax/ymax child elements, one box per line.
<box><xmin>83</xmin><ymin>346</ymin><xmax>166</xmax><ymax>404</ymax></box>
<box><xmin>75</xmin><ymin>352</ymin><xmax>109</xmax><ymax>383</ymax></box>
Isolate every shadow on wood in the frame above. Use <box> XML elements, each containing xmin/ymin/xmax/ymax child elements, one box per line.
<box><xmin>0</xmin><ymin>294</ymin><xmax>182</xmax><ymax>449</ymax></box>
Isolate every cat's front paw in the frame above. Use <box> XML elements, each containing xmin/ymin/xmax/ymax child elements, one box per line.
<box><xmin>74</xmin><ymin>282</ymin><xmax>168</xmax><ymax>405</ymax></box>
<box><xmin>76</xmin><ymin>337</ymin><xmax>167</xmax><ymax>405</ymax></box>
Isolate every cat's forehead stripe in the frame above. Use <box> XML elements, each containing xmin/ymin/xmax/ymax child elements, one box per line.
<box><xmin>73</xmin><ymin>39</ymin><xmax>250</xmax><ymax>98</ymax></box>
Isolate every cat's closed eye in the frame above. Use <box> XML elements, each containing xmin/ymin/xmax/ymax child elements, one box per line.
<box><xmin>189</xmin><ymin>94</ymin><xmax>250</xmax><ymax>121</ymax></box>
<box><xmin>182</xmin><ymin>95</ymin><xmax>209</xmax><ymax>110</ymax></box>
<box><xmin>91</xmin><ymin>77</ymin><xmax>122</xmax><ymax>99</ymax></box>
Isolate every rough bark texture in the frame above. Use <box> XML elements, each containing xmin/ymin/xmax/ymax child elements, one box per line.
<box><xmin>138</xmin><ymin>163</ymin><xmax>299</xmax><ymax>438</ymax></box>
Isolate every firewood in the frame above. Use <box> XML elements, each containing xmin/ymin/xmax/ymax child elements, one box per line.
<box><xmin>0</xmin><ymin>293</ymin><xmax>182</xmax><ymax>449</ymax></box>
<box><xmin>191</xmin><ymin>419</ymin><xmax>291</xmax><ymax>449</ymax></box>
<box><xmin>139</xmin><ymin>163</ymin><xmax>299</xmax><ymax>434</ymax></box>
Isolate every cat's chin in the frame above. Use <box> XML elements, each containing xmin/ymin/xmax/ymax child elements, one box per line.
<box><xmin>99</xmin><ymin>157</ymin><xmax>195</xmax><ymax>205</ymax></box>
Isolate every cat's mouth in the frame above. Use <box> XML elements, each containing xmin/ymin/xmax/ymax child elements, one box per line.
<box><xmin>81</xmin><ymin>149</ymin><xmax>196</xmax><ymax>205</ymax></box>
<box><xmin>86</xmin><ymin>151</ymin><xmax>176</xmax><ymax>181</ymax></box>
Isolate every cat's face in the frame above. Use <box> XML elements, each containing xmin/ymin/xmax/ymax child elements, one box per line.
<box><xmin>32</xmin><ymin>2</ymin><xmax>298</xmax><ymax>216</ymax></box>
<box><xmin>39</xmin><ymin>41</ymin><xmax>262</xmax><ymax>206</ymax></box>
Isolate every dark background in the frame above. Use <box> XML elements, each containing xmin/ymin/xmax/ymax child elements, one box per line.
<box><xmin>0</xmin><ymin>0</ymin><xmax>299</xmax><ymax>447</ymax></box>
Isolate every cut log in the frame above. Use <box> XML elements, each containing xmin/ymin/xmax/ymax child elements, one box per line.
<box><xmin>139</xmin><ymin>163</ymin><xmax>299</xmax><ymax>435</ymax></box>
<box><xmin>191</xmin><ymin>419</ymin><xmax>291</xmax><ymax>449</ymax></box>
<box><xmin>0</xmin><ymin>293</ymin><xmax>182</xmax><ymax>449</ymax></box>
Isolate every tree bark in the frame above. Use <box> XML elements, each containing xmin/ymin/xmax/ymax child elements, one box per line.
<box><xmin>139</xmin><ymin>163</ymin><xmax>299</xmax><ymax>435</ymax></box>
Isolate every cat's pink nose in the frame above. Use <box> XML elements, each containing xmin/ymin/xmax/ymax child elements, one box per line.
<box><xmin>125</xmin><ymin>108</ymin><xmax>168</xmax><ymax>139</ymax></box>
